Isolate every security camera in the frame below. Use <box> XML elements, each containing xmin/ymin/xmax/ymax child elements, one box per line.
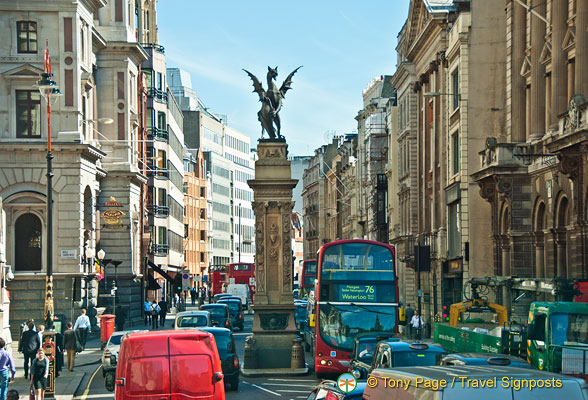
<box><xmin>6</xmin><ymin>270</ymin><xmax>14</xmax><ymax>281</ymax></box>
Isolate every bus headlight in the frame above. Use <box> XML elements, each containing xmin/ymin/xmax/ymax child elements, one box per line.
<box><xmin>327</xmin><ymin>360</ymin><xmax>333</xmax><ymax>366</ymax></box>
<box><xmin>320</xmin><ymin>360</ymin><xmax>327</xmax><ymax>365</ymax></box>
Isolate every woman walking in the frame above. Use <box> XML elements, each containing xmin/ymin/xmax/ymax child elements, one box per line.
<box><xmin>0</xmin><ymin>338</ymin><xmax>15</xmax><ymax>400</ymax></box>
<box><xmin>30</xmin><ymin>349</ymin><xmax>49</xmax><ymax>400</ymax></box>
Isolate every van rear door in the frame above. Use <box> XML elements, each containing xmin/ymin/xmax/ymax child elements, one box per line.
<box><xmin>169</xmin><ymin>334</ymin><xmax>217</xmax><ymax>400</ymax></box>
<box><xmin>120</xmin><ymin>338</ymin><xmax>171</xmax><ymax>400</ymax></box>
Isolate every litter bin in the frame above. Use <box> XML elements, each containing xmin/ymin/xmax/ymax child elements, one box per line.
<box><xmin>99</xmin><ymin>314</ymin><xmax>115</xmax><ymax>348</ymax></box>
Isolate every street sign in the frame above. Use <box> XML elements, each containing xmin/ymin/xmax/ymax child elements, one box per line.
<box><xmin>418</xmin><ymin>289</ymin><xmax>423</xmax><ymax>298</ymax></box>
<box><xmin>182</xmin><ymin>271</ymin><xmax>190</xmax><ymax>291</ymax></box>
<box><xmin>249</xmin><ymin>277</ymin><xmax>255</xmax><ymax>286</ymax></box>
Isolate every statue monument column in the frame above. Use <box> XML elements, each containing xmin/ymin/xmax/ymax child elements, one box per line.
<box><xmin>241</xmin><ymin>65</ymin><xmax>306</xmax><ymax>373</ymax></box>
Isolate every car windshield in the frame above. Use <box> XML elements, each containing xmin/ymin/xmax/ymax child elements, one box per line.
<box><xmin>319</xmin><ymin>304</ymin><xmax>396</xmax><ymax>352</ymax></box>
<box><xmin>549</xmin><ymin>313</ymin><xmax>588</xmax><ymax>345</ymax></box>
<box><xmin>222</xmin><ymin>302</ymin><xmax>240</xmax><ymax>313</ymax></box>
<box><xmin>177</xmin><ymin>315</ymin><xmax>208</xmax><ymax>327</ymax></box>
<box><xmin>391</xmin><ymin>351</ymin><xmax>443</xmax><ymax>367</ymax></box>
<box><xmin>203</xmin><ymin>308</ymin><xmax>226</xmax><ymax>319</ymax></box>
<box><xmin>109</xmin><ymin>335</ymin><xmax>123</xmax><ymax>346</ymax></box>
<box><xmin>356</xmin><ymin>340</ymin><xmax>377</xmax><ymax>362</ymax></box>
<box><xmin>211</xmin><ymin>333</ymin><xmax>234</xmax><ymax>355</ymax></box>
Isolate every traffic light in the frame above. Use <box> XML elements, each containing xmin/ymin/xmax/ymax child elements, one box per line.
<box><xmin>73</xmin><ymin>277</ymin><xmax>84</xmax><ymax>308</ymax></box>
<box><xmin>174</xmin><ymin>274</ymin><xmax>183</xmax><ymax>294</ymax></box>
<box><xmin>87</xmin><ymin>278</ymin><xmax>98</xmax><ymax>308</ymax></box>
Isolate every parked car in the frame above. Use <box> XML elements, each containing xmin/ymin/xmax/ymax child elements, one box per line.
<box><xmin>349</xmin><ymin>332</ymin><xmax>397</xmax><ymax>379</ymax></box>
<box><xmin>214</xmin><ymin>293</ymin><xmax>232</xmax><ymax>303</ymax></box>
<box><xmin>218</xmin><ymin>299</ymin><xmax>244</xmax><ymax>331</ymax></box>
<box><xmin>367</xmin><ymin>341</ymin><xmax>446</xmax><ymax>375</ymax></box>
<box><xmin>113</xmin><ymin>330</ymin><xmax>225</xmax><ymax>399</ymax></box>
<box><xmin>199</xmin><ymin>327</ymin><xmax>240</xmax><ymax>391</ymax></box>
<box><xmin>201</xmin><ymin>304</ymin><xmax>233</xmax><ymax>330</ymax></box>
<box><xmin>306</xmin><ymin>380</ymin><xmax>366</xmax><ymax>400</ymax></box>
<box><xmin>174</xmin><ymin>310</ymin><xmax>211</xmax><ymax>329</ymax></box>
<box><xmin>440</xmin><ymin>352</ymin><xmax>532</xmax><ymax>368</ymax></box>
<box><xmin>364</xmin><ymin>366</ymin><xmax>588</xmax><ymax>400</ymax></box>
<box><xmin>101</xmin><ymin>330</ymin><xmax>147</xmax><ymax>377</ymax></box>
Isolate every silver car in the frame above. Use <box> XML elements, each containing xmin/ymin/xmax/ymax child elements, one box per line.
<box><xmin>101</xmin><ymin>330</ymin><xmax>147</xmax><ymax>376</ymax></box>
<box><xmin>174</xmin><ymin>310</ymin><xmax>211</xmax><ymax>329</ymax></box>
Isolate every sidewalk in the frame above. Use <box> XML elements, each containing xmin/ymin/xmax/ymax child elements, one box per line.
<box><xmin>9</xmin><ymin>334</ymin><xmax>102</xmax><ymax>400</ymax></box>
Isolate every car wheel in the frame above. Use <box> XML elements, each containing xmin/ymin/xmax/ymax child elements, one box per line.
<box><xmin>231</xmin><ymin>378</ymin><xmax>239</xmax><ymax>391</ymax></box>
<box><xmin>102</xmin><ymin>369</ymin><xmax>106</xmax><ymax>377</ymax></box>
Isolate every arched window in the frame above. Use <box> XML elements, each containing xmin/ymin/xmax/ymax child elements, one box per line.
<box><xmin>15</xmin><ymin>213</ymin><xmax>42</xmax><ymax>271</ymax></box>
<box><xmin>556</xmin><ymin>196</ymin><xmax>569</xmax><ymax>278</ymax></box>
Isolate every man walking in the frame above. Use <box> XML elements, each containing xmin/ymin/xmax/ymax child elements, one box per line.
<box><xmin>143</xmin><ymin>299</ymin><xmax>151</xmax><ymax>326</ymax></box>
<box><xmin>405</xmin><ymin>304</ymin><xmax>415</xmax><ymax>339</ymax></box>
<box><xmin>73</xmin><ymin>309</ymin><xmax>91</xmax><ymax>351</ymax></box>
<box><xmin>410</xmin><ymin>310</ymin><xmax>424</xmax><ymax>340</ymax></box>
<box><xmin>0</xmin><ymin>337</ymin><xmax>16</xmax><ymax>400</ymax></box>
<box><xmin>158</xmin><ymin>299</ymin><xmax>168</xmax><ymax>327</ymax></box>
<box><xmin>150</xmin><ymin>300</ymin><xmax>160</xmax><ymax>330</ymax></box>
<box><xmin>18</xmin><ymin>322</ymin><xmax>39</xmax><ymax>380</ymax></box>
<box><xmin>190</xmin><ymin>287</ymin><xmax>196</xmax><ymax>306</ymax></box>
<box><xmin>63</xmin><ymin>323</ymin><xmax>77</xmax><ymax>371</ymax></box>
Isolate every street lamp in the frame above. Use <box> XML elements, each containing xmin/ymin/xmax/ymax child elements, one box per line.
<box><xmin>34</xmin><ymin>40</ymin><xmax>62</xmax><ymax>329</ymax></box>
<box><xmin>111</xmin><ymin>261</ymin><xmax>122</xmax><ymax>321</ymax></box>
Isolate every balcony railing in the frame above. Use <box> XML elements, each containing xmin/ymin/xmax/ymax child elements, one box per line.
<box><xmin>152</xmin><ymin>243</ymin><xmax>169</xmax><ymax>256</ymax></box>
<box><xmin>147</xmin><ymin>87</ymin><xmax>168</xmax><ymax>103</ymax></box>
<box><xmin>147</xmin><ymin>126</ymin><xmax>169</xmax><ymax>141</ymax></box>
<box><xmin>147</xmin><ymin>166</ymin><xmax>169</xmax><ymax>179</ymax></box>
<box><xmin>140</xmin><ymin>42</ymin><xmax>165</xmax><ymax>54</ymax></box>
<box><xmin>147</xmin><ymin>204</ymin><xmax>169</xmax><ymax>217</ymax></box>
<box><xmin>394</xmin><ymin>235</ymin><xmax>415</xmax><ymax>262</ymax></box>
<box><xmin>417</xmin><ymin>232</ymin><xmax>437</xmax><ymax>258</ymax></box>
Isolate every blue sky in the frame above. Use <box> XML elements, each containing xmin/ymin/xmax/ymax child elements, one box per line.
<box><xmin>158</xmin><ymin>1</ymin><xmax>410</xmax><ymax>156</ymax></box>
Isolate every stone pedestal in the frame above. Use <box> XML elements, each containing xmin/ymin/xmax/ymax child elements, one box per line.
<box><xmin>243</xmin><ymin>139</ymin><xmax>306</xmax><ymax>374</ymax></box>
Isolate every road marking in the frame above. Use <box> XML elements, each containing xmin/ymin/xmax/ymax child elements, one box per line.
<box><xmin>75</xmin><ymin>365</ymin><xmax>103</xmax><ymax>400</ymax></box>
<box><xmin>267</xmin><ymin>378</ymin><xmax>318</xmax><ymax>382</ymax></box>
<box><xmin>232</xmin><ymin>332</ymin><xmax>251</xmax><ymax>336</ymax></box>
<box><xmin>276</xmin><ymin>390</ymin><xmax>312</xmax><ymax>393</ymax></box>
<box><xmin>243</xmin><ymin>381</ymin><xmax>282</xmax><ymax>396</ymax></box>
<box><xmin>262</xmin><ymin>383</ymin><xmax>315</xmax><ymax>387</ymax></box>
<box><xmin>74</xmin><ymin>395</ymin><xmax>113</xmax><ymax>399</ymax></box>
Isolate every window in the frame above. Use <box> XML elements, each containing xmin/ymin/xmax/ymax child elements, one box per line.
<box><xmin>200</xmin><ymin>208</ymin><xmax>206</xmax><ymax>219</ymax></box>
<box><xmin>200</xmin><ymin>187</ymin><xmax>205</xmax><ymax>198</ymax></box>
<box><xmin>16</xmin><ymin>90</ymin><xmax>41</xmax><ymax>138</ymax></box>
<box><xmin>200</xmin><ymin>252</ymin><xmax>205</xmax><ymax>263</ymax></box>
<box><xmin>158</xmin><ymin>226</ymin><xmax>167</xmax><ymax>245</ymax></box>
<box><xmin>200</xmin><ymin>230</ymin><xmax>205</xmax><ymax>241</ymax></box>
<box><xmin>157</xmin><ymin>72</ymin><xmax>162</xmax><ymax>90</ymax></box>
<box><xmin>448</xmin><ymin>203</ymin><xmax>461</xmax><ymax>257</ymax></box>
<box><xmin>452</xmin><ymin>132</ymin><xmax>459</xmax><ymax>175</ymax></box>
<box><xmin>157</xmin><ymin>188</ymin><xmax>167</xmax><ymax>206</ymax></box>
<box><xmin>157</xmin><ymin>111</ymin><xmax>166</xmax><ymax>130</ymax></box>
<box><xmin>15</xmin><ymin>213</ymin><xmax>42</xmax><ymax>271</ymax></box>
<box><xmin>452</xmin><ymin>68</ymin><xmax>459</xmax><ymax>110</ymax></box>
<box><xmin>17</xmin><ymin>21</ymin><xmax>38</xmax><ymax>53</ymax></box>
<box><xmin>157</xmin><ymin>150</ymin><xmax>166</xmax><ymax>169</ymax></box>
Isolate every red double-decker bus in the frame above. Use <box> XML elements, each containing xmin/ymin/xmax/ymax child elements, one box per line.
<box><xmin>210</xmin><ymin>265</ymin><xmax>227</xmax><ymax>295</ymax></box>
<box><xmin>300</xmin><ymin>259</ymin><xmax>317</xmax><ymax>300</ymax></box>
<box><xmin>227</xmin><ymin>263</ymin><xmax>255</xmax><ymax>300</ymax></box>
<box><xmin>311</xmin><ymin>239</ymin><xmax>398</xmax><ymax>377</ymax></box>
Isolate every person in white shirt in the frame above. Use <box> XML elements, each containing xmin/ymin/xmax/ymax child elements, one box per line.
<box><xmin>73</xmin><ymin>309</ymin><xmax>91</xmax><ymax>350</ymax></box>
<box><xmin>150</xmin><ymin>301</ymin><xmax>161</xmax><ymax>330</ymax></box>
<box><xmin>410</xmin><ymin>310</ymin><xmax>424</xmax><ymax>340</ymax></box>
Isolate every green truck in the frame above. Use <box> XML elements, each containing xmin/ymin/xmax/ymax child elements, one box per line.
<box><xmin>434</xmin><ymin>301</ymin><xmax>588</xmax><ymax>380</ymax></box>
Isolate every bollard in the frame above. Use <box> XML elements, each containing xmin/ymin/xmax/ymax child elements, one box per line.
<box><xmin>291</xmin><ymin>337</ymin><xmax>305</xmax><ymax>369</ymax></box>
<box><xmin>243</xmin><ymin>336</ymin><xmax>257</xmax><ymax>369</ymax></box>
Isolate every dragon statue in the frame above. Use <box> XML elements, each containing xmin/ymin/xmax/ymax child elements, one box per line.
<box><xmin>243</xmin><ymin>66</ymin><xmax>302</xmax><ymax>139</ymax></box>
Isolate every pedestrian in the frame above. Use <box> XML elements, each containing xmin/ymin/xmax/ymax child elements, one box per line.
<box><xmin>73</xmin><ymin>309</ymin><xmax>91</xmax><ymax>351</ymax></box>
<box><xmin>143</xmin><ymin>299</ymin><xmax>151</xmax><ymax>326</ymax></box>
<box><xmin>198</xmin><ymin>288</ymin><xmax>203</xmax><ymax>307</ymax></box>
<box><xmin>36</xmin><ymin>325</ymin><xmax>44</xmax><ymax>349</ymax></box>
<box><xmin>150</xmin><ymin>301</ymin><xmax>160</xmax><ymax>330</ymax></box>
<box><xmin>208</xmin><ymin>288</ymin><xmax>212</xmax><ymax>304</ymax></box>
<box><xmin>30</xmin><ymin>349</ymin><xmax>49</xmax><ymax>400</ymax></box>
<box><xmin>6</xmin><ymin>390</ymin><xmax>17</xmax><ymax>400</ymax></box>
<box><xmin>174</xmin><ymin>293</ymin><xmax>179</xmax><ymax>308</ymax></box>
<box><xmin>190</xmin><ymin>287</ymin><xmax>196</xmax><ymax>306</ymax></box>
<box><xmin>0</xmin><ymin>337</ymin><xmax>15</xmax><ymax>400</ymax></box>
<box><xmin>63</xmin><ymin>323</ymin><xmax>77</xmax><ymax>371</ymax></box>
<box><xmin>54</xmin><ymin>328</ymin><xmax>63</xmax><ymax>378</ymax></box>
<box><xmin>158</xmin><ymin>299</ymin><xmax>168</xmax><ymax>327</ymax></box>
<box><xmin>18</xmin><ymin>321</ymin><xmax>40</xmax><ymax>380</ymax></box>
<box><xmin>410</xmin><ymin>310</ymin><xmax>424</xmax><ymax>340</ymax></box>
<box><xmin>405</xmin><ymin>303</ymin><xmax>415</xmax><ymax>339</ymax></box>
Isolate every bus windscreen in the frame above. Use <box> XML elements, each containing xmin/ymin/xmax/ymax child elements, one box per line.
<box><xmin>320</xmin><ymin>243</ymin><xmax>394</xmax><ymax>281</ymax></box>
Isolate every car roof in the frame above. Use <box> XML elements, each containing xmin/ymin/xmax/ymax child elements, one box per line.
<box><xmin>176</xmin><ymin>310</ymin><xmax>210</xmax><ymax>317</ymax></box>
<box><xmin>371</xmin><ymin>365</ymin><xmax>588</xmax><ymax>385</ymax></box>
<box><xmin>445</xmin><ymin>353</ymin><xmax>528</xmax><ymax>361</ymax></box>
<box><xmin>380</xmin><ymin>341</ymin><xmax>446</xmax><ymax>352</ymax></box>
<box><xmin>218</xmin><ymin>299</ymin><xmax>240</xmax><ymax>303</ymax></box>
<box><xmin>197</xmin><ymin>327</ymin><xmax>232</xmax><ymax>335</ymax></box>
<box><xmin>201</xmin><ymin>304</ymin><xmax>228</xmax><ymax>308</ymax></box>
<box><xmin>110</xmin><ymin>329</ymin><xmax>147</xmax><ymax>337</ymax></box>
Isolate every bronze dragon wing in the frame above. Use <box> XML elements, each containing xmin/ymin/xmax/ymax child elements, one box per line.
<box><xmin>279</xmin><ymin>66</ymin><xmax>302</xmax><ymax>97</ymax></box>
<box><xmin>242</xmin><ymin>69</ymin><xmax>266</xmax><ymax>102</ymax></box>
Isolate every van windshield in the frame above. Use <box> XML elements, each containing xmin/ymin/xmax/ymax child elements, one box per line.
<box><xmin>177</xmin><ymin>315</ymin><xmax>208</xmax><ymax>328</ymax></box>
<box><xmin>549</xmin><ymin>313</ymin><xmax>588</xmax><ymax>345</ymax></box>
<box><xmin>203</xmin><ymin>308</ymin><xmax>226</xmax><ymax>319</ymax></box>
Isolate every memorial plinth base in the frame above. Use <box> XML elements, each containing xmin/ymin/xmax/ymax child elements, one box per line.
<box><xmin>242</xmin><ymin>304</ymin><xmax>307</xmax><ymax>374</ymax></box>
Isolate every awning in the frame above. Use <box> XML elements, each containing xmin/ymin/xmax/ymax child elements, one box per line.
<box><xmin>147</xmin><ymin>274</ymin><xmax>161</xmax><ymax>290</ymax></box>
<box><xmin>147</xmin><ymin>260</ymin><xmax>175</xmax><ymax>284</ymax></box>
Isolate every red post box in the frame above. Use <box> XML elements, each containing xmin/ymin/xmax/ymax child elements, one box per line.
<box><xmin>100</xmin><ymin>314</ymin><xmax>116</xmax><ymax>345</ymax></box>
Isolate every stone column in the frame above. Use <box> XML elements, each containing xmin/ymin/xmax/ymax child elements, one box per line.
<box><xmin>244</xmin><ymin>139</ymin><xmax>305</xmax><ymax>373</ymax></box>
<box><xmin>551</xmin><ymin>0</ymin><xmax>568</xmax><ymax>128</ymax></box>
<box><xmin>530</xmin><ymin>0</ymin><xmax>546</xmax><ymax>139</ymax></box>
<box><xmin>576</xmin><ymin>0</ymin><xmax>588</xmax><ymax>96</ymax></box>
<box><xmin>511</xmin><ymin>0</ymin><xmax>527</xmax><ymax>142</ymax></box>
<box><xmin>534</xmin><ymin>233</ymin><xmax>544</xmax><ymax>278</ymax></box>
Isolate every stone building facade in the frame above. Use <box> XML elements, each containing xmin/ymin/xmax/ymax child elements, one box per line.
<box><xmin>473</xmin><ymin>0</ymin><xmax>588</xmax><ymax>314</ymax></box>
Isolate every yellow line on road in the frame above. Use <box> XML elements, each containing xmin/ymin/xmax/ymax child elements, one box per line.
<box><xmin>80</xmin><ymin>365</ymin><xmax>102</xmax><ymax>400</ymax></box>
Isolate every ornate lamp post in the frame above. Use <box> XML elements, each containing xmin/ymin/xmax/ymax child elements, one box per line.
<box><xmin>34</xmin><ymin>40</ymin><xmax>61</xmax><ymax>329</ymax></box>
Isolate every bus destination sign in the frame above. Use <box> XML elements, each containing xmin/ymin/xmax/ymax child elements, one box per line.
<box><xmin>338</xmin><ymin>284</ymin><xmax>376</xmax><ymax>302</ymax></box>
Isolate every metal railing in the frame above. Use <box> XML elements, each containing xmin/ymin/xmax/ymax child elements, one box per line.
<box><xmin>147</xmin><ymin>204</ymin><xmax>169</xmax><ymax>217</ymax></box>
<box><xmin>152</xmin><ymin>244</ymin><xmax>169</xmax><ymax>256</ymax></box>
<box><xmin>395</xmin><ymin>235</ymin><xmax>415</xmax><ymax>262</ymax></box>
<box><xmin>147</xmin><ymin>87</ymin><xmax>168</xmax><ymax>103</ymax></box>
<box><xmin>147</xmin><ymin>126</ymin><xmax>169</xmax><ymax>141</ymax></box>
<box><xmin>140</xmin><ymin>43</ymin><xmax>165</xmax><ymax>54</ymax></box>
<box><xmin>418</xmin><ymin>232</ymin><xmax>437</xmax><ymax>257</ymax></box>
<box><xmin>147</xmin><ymin>166</ymin><xmax>169</xmax><ymax>179</ymax></box>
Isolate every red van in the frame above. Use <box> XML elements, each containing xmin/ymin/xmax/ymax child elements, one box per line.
<box><xmin>114</xmin><ymin>330</ymin><xmax>225</xmax><ymax>400</ymax></box>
